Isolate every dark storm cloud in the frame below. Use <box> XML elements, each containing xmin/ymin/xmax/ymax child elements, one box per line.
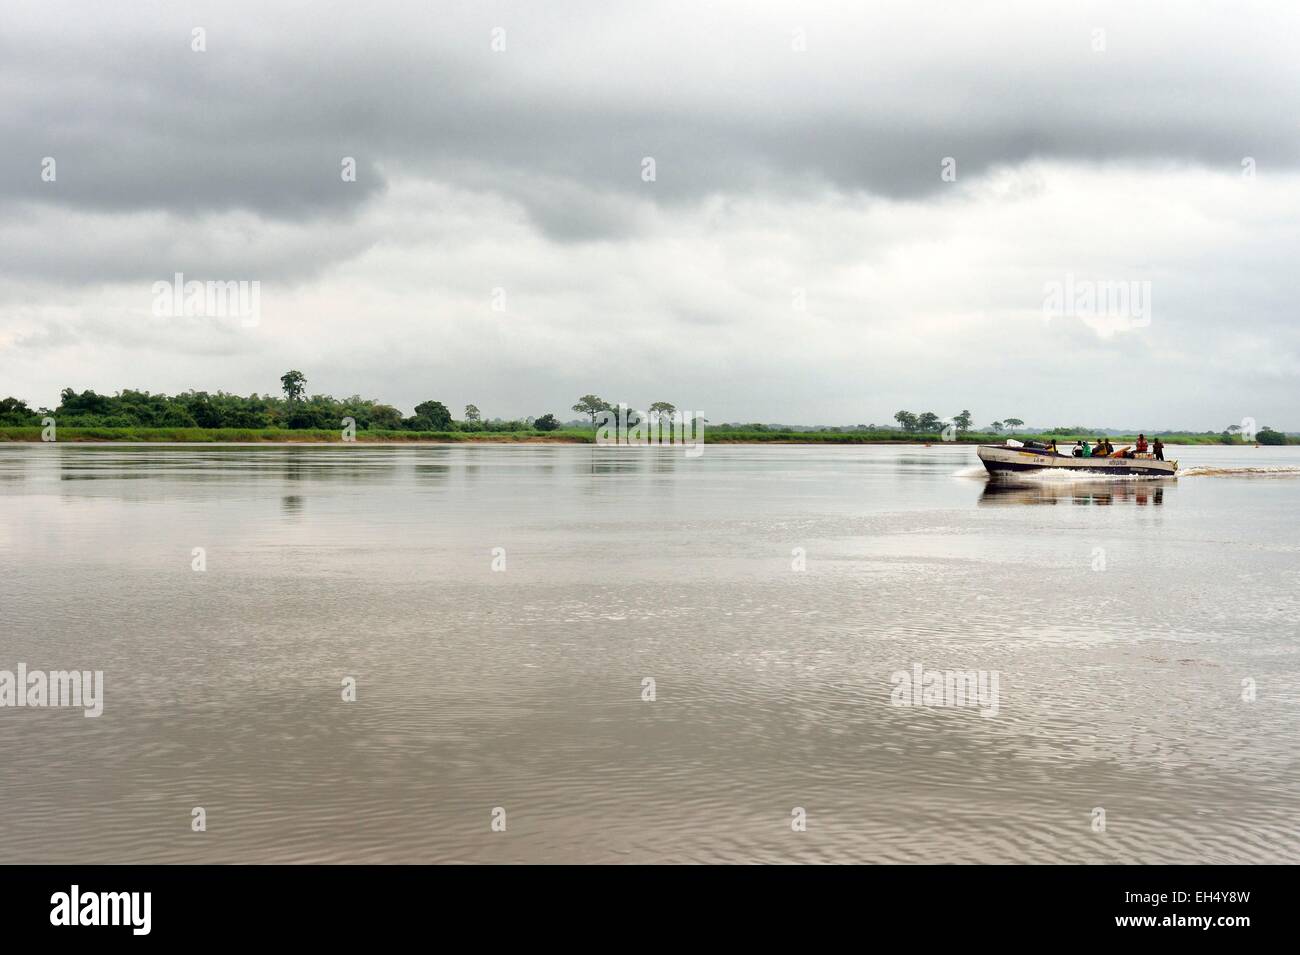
<box><xmin>3</xmin><ymin>0</ymin><xmax>1298</xmax><ymax>244</ymax></box>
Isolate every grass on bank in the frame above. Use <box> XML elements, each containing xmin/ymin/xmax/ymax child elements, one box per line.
<box><xmin>0</xmin><ymin>426</ymin><xmax>1281</xmax><ymax>444</ymax></box>
<box><xmin>0</xmin><ymin>426</ymin><xmax>594</xmax><ymax>443</ymax></box>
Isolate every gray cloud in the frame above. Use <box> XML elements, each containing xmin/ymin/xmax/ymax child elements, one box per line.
<box><xmin>4</xmin><ymin>0</ymin><xmax>1298</xmax><ymax>236</ymax></box>
<box><xmin>2</xmin><ymin>1</ymin><xmax>1299</xmax><ymax>427</ymax></box>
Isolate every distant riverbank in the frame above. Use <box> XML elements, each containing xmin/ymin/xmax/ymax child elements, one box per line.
<box><xmin>6</xmin><ymin>383</ymin><xmax>1290</xmax><ymax>445</ymax></box>
<box><xmin>0</xmin><ymin>426</ymin><xmax>1270</xmax><ymax>445</ymax></box>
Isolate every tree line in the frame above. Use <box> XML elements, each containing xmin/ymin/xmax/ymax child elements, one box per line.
<box><xmin>0</xmin><ymin>371</ymin><xmax>535</xmax><ymax>432</ymax></box>
<box><xmin>1</xmin><ymin>381</ymin><xmax>1288</xmax><ymax>441</ymax></box>
<box><xmin>890</xmin><ymin>410</ymin><xmax>1025</xmax><ymax>434</ymax></box>
<box><xmin>0</xmin><ymin>376</ymin><xmax>682</xmax><ymax>434</ymax></box>
<box><xmin>570</xmin><ymin>394</ymin><xmax>688</xmax><ymax>426</ymax></box>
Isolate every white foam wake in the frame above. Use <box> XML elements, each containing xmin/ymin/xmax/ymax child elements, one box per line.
<box><xmin>1179</xmin><ymin>465</ymin><xmax>1300</xmax><ymax>477</ymax></box>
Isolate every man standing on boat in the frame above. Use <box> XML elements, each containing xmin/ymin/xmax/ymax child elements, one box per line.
<box><xmin>1153</xmin><ymin>437</ymin><xmax>1164</xmax><ymax>461</ymax></box>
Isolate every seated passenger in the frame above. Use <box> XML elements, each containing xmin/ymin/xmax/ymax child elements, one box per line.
<box><xmin>1072</xmin><ymin>441</ymin><xmax>1083</xmax><ymax>457</ymax></box>
<box><xmin>1136</xmin><ymin>433</ymin><xmax>1149</xmax><ymax>453</ymax></box>
<box><xmin>1081</xmin><ymin>440</ymin><xmax>1092</xmax><ymax>457</ymax></box>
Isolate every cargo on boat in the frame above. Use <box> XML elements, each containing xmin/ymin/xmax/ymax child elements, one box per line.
<box><xmin>977</xmin><ymin>440</ymin><xmax>1177</xmax><ymax>477</ymax></box>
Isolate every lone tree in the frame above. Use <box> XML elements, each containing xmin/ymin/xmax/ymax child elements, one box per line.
<box><xmin>952</xmin><ymin>409</ymin><xmax>973</xmax><ymax>433</ymax></box>
<box><xmin>894</xmin><ymin>410</ymin><xmax>918</xmax><ymax>432</ymax></box>
<box><xmin>1002</xmin><ymin>417</ymin><xmax>1024</xmax><ymax>432</ymax></box>
<box><xmin>464</xmin><ymin>404</ymin><xmax>481</xmax><ymax>422</ymax></box>
<box><xmin>649</xmin><ymin>401</ymin><xmax>677</xmax><ymax>433</ymax></box>
<box><xmin>280</xmin><ymin>370</ymin><xmax>307</xmax><ymax>403</ymax></box>
<box><xmin>917</xmin><ymin>411</ymin><xmax>942</xmax><ymax>433</ymax></box>
<box><xmin>572</xmin><ymin>394</ymin><xmax>611</xmax><ymax>427</ymax></box>
<box><xmin>412</xmin><ymin>400</ymin><xmax>452</xmax><ymax>430</ymax></box>
<box><xmin>990</xmin><ymin>421</ymin><xmax>1003</xmax><ymax>433</ymax></box>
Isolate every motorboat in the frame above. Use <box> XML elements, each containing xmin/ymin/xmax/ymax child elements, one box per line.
<box><xmin>977</xmin><ymin>439</ymin><xmax>1177</xmax><ymax>477</ymax></box>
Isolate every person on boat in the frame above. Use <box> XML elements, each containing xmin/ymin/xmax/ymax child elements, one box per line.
<box><xmin>1048</xmin><ymin>439</ymin><xmax>1058</xmax><ymax>455</ymax></box>
<box><xmin>1072</xmin><ymin>440</ymin><xmax>1083</xmax><ymax>457</ymax></box>
<box><xmin>1080</xmin><ymin>439</ymin><xmax>1092</xmax><ymax>457</ymax></box>
<box><xmin>1153</xmin><ymin>437</ymin><xmax>1164</xmax><ymax>461</ymax></box>
<box><xmin>1136</xmin><ymin>433</ymin><xmax>1149</xmax><ymax>453</ymax></box>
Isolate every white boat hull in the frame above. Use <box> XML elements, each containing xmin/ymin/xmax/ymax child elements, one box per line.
<box><xmin>977</xmin><ymin>444</ymin><xmax>1177</xmax><ymax>477</ymax></box>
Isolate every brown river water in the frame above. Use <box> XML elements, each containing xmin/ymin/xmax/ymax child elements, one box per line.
<box><xmin>1</xmin><ymin>443</ymin><xmax>1297</xmax><ymax>863</ymax></box>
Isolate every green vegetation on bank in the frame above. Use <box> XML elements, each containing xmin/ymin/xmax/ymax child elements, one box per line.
<box><xmin>0</xmin><ymin>377</ymin><xmax>1292</xmax><ymax>444</ymax></box>
<box><xmin>0</xmin><ymin>425</ymin><xmax>1288</xmax><ymax>445</ymax></box>
<box><xmin>0</xmin><ymin>426</ymin><xmax>592</xmax><ymax>443</ymax></box>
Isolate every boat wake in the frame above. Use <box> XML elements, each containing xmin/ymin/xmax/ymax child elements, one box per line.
<box><xmin>957</xmin><ymin>461</ymin><xmax>1300</xmax><ymax>481</ymax></box>
<box><xmin>1179</xmin><ymin>465</ymin><xmax>1300</xmax><ymax>478</ymax></box>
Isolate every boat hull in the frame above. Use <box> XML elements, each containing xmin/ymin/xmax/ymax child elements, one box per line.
<box><xmin>977</xmin><ymin>445</ymin><xmax>1177</xmax><ymax>477</ymax></box>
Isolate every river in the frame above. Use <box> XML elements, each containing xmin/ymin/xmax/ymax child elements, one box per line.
<box><xmin>1</xmin><ymin>443</ymin><xmax>1296</xmax><ymax>862</ymax></box>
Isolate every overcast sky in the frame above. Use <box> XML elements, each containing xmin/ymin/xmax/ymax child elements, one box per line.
<box><xmin>3</xmin><ymin>0</ymin><xmax>1299</xmax><ymax>428</ymax></box>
